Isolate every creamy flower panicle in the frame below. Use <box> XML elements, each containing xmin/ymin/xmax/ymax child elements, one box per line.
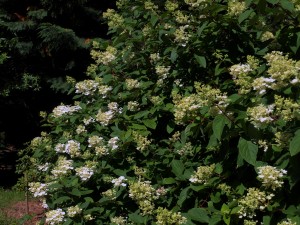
<box><xmin>28</xmin><ymin>182</ymin><xmax>48</xmax><ymax>197</ymax></box>
<box><xmin>189</xmin><ymin>164</ymin><xmax>215</xmax><ymax>184</ymax></box>
<box><xmin>112</xmin><ymin>176</ymin><xmax>127</xmax><ymax>187</ymax></box>
<box><xmin>238</xmin><ymin>188</ymin><xmax>274</xmax><ymax>219</ymax></box>
<box><xmin>67</xmin><ymin>205</ymin><xmax>82</xmax><ymax>218</ymax></box>
<box><xmin>108</xmin><ymin>137</ymin><xmax>120</xmax><ymax>150</ymax></box>
<box><xmin>52</xmin><ymin>105</ymin><xmax>81</xmax><ymax>118</ymax></box>
<box><xmin>45</xmin><ymin>208</ymin><xmax>66</xmax><ymax>225</ymax></box>
<box><xmin>156</xmin><ymin>207</ymin><xmax>187</xmax><ymax>225</ymax></box>
<box><xmin>75</xmin><ymin>166</ymin><xmax>94</xmax><ymax>181</ymax></box>
<box><xmin>75</xmin><ymin>80</ymin><xmax>99</xmax><ymax>95</ymax></box>
<box><xmin>247</xmin><ymin>104</ymin><xmax>274</xmax><ymax>129</ymax></box>
<box><xmin>257</xmin><ymin>165</ymin><xmax>287</xmax><ymax>190</ymax></box>
<box><xmin>51</xmin><ymin>156</ymin><xmax>73</xmax><ymax>178</ymax></box>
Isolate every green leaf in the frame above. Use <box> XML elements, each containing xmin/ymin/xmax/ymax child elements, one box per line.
<box><xmin>143</xmin><ymin>119</ymin><xmax>157</xmax><ymax>129</ymax></box>
<box><xmin>280</xmin><ymin>0</ymin><xmax>294</xmax><ymax>12</ymax></box>
<box><xmin>167</xmin><ymin>121</ymin><xmax>175</xmax><ymax>134</ymax></box>
<box><xmin>53</xmin><ymin>196</ymin><xmax>71</xmax><ymax>204</ymax></box>
<box><xmin>187</xmin><ymin>208</ymin><xmax>209</xmax><ymax>223</ymax></box>
<box><xmin>130</xmin><ymin>124</ymin><xmax>147</xmax><ymax>130</ymax></box>
<box><xmin>197</xmin><ymin>21</ymin><xmax>208</xmax><ymax>36</ymax></box>
<box><xmin>238</xmin><ymin>138</ymin><xmax>258</xmax><ymax>166</ymax></box>
<box><xmin>128</xmin><ymin>212</ymin><xmax>146</xmax><ymax>224</ymax></box>
<box><xmin>162</xmin><ymin>177</ymin><xmax>177</xmax><ymax>184</ymax></box>
<box><xmin>177</xmin><ymin>187</ymin><xmax>191</xmax><ymax>207</ymax></box>
<box><xmin>150</xmin><ymin>14</ymin><xmax>158</xmax><ymax>26</ymax></box>
<box><xmin>212</xmin><ymin>115</ymin><xmax>228</xmax><ymax>141</ymax></box>
<box><xmin>171</xmin><ymin>159</ymin><xmax>185</xmax><ymax>179</ymax></box>
<box><xmin>194</xmin><ymin>54</ymin><xmax>206</xmax><ymax>68</ymax></box>
<box><xmin>71</xmin><ymin>188</ymin><xmax>82</xmax><ymax>197</ymax></box>
<box><xmin>171</xmin><ymin>48</ymin><xmax>178</xmax><ymax>63</ymax></box>
<box><xmin>263</xmin><ymin>216</ymin><xmax>271</xmax><ymax>225</ymax></box>
<box><xmin>238</xmin><ymin>9</ymin><xmax>253</xmax><ymax>24</ymax></box>
<box><xmin>134</xmin><ymin>110</ymin><xmax>149</xmax><ymax>119</ymax></box>
<box><xmin>289</xmin><ymin>129</ymin><xmax>300</xmax><ymax>156</ymax></box>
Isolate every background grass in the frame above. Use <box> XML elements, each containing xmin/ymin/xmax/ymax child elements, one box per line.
<box><xmin>0</xmin><ymin>188</ymin><xmax>25</xmax><ymax>225</ymax></box>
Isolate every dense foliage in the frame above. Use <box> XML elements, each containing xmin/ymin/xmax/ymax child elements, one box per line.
<box><xmin>20</xmin><ymin>0</ymin><xmax>300</xmax><ymax>224</ymax></box>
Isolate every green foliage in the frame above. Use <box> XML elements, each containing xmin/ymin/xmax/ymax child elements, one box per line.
<box><xmin>19</xmin><ymin>0</ymin><xmax>300</xmax><ymax>224</ymax></box>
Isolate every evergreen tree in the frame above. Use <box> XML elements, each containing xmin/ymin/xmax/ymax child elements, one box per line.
<box><xmin>0</xmin><ymin>0</ymin><xmax>115</xmax><ymax>147</ymax></box>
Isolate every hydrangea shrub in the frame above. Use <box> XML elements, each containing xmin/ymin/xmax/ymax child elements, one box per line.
<box><xmin>19</xmin><ymin>0</ymin><xmax>300</xmax><ymax>224</ymax></box>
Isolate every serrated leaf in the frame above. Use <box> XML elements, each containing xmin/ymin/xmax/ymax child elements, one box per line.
<box><xmin>167</xmin><ymin>121</ymin><xmax>175</xmax><ymax>134</ymax></box>
<box><xmin>177</xmin><ymin>187</ymin><xmax>191</xmax><ymax>207</ymax></box>
<box><xmin>187</xmin><ymin>208</ymin><xmax>209</xmax><ymax>223</ymax></box>
<box><xmin>171</xmin><ymin>159</ymin><xmax>185</xmax><ymax>179</ymax></box>
<box><xmin>171</xmin><ymin>48</ymin><xmax>178</xmax><ymax>63</ymax></box>
<box><xmin>197</xmin><ymin>21</ymin><xmax>208</xmax><ymax>36</ymax></box>
<box><xmin>71</xmin><ymin>188</ymin><xmax>82</xmax><ymax>197</ymax></box>
<box><xmin>263</xmin><ymin>216</ymin><xmax>271</xmax><ymax>225</ymax></box>
<box><xmin>128</xmin><ymin>212</ymin><xmax>146</xmax><ymax>224</ymax></box>
<box><xmin>134</xmin><ymin>110</ymin><xmax>149</xmax><ymax>119</ymax></box>
<box><xmin>130</xmin><ymin>124</ymin><xmax>147</xmax><ymax>130</ymax></box>
<box><xmin>238</xmin><ymin>9</ymin><xmax>253</xmax><ymax>24</ymax></box>
<box><xmin>212</xmin><ymin>115</ymin><xmax>227</xmax><ymax>141</ymax></box>
<box><xmin>280</xmin><ymin>0</ymin><xmax>294</xmax><ymax>12</ymax></box>
<box><xmin>53</xmin><ymin>196</ymin><xmax>71</xmax><ymax>204</ymax></box>
<box><xmin>238</xmin><ymin>138</ymin><xmax>258</xmax><ymax>166</ymax></box>
<box><xmin>194</xmin><ymin>54</ymin><xmax>206</xmax><ymax>68</ymax></box>
<box><xmin>162</xmin><ymin>177</ymin><xmax>176</xmax><ymax>184</ymax></box>
<box><xmin>143</xmin><ymin>119</ymin><xmax>157</xmax><ymax>129</ymax></box>
<box><xmin>289</xmin><ymin>129</ymin><xmax>300</xmax><ymax>156</ymax></box>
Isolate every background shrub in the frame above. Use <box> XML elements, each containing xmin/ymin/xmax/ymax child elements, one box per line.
<box><xmin>20</xmin><ymin>0</ymin><xmax>300</xmax><ymax>224</ymax></box>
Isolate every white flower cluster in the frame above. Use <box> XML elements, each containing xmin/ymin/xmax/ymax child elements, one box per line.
<box><xmin>52</xmin><ymin>105</ymin><xmax>81</xmax><ymax>118</ymax></box>
<box><xmin>75</xmin><ymin>166</ymin><xmax>94</xmax><ymax>181</ymax></box>
<box><xmin>238</xmin><ymin>188</ymin><xmax>274</xmax><ymax>219</ymax></box>
<box><xmin>96</xmin><ymin>109</ymin><xmax>115</xmax><ymax>126</ymax></box>
<box><xmin>83</xmin><ymin>117</ymin><xmax>95</xmax><ymax>125</ymax></box>
<box><xmin>252</xmin><ymin>77</ymin><xmax>275</xmax><ymax>95</ymax></box>
<box><xmin>277</xmin><ymin>219</ymin><xmax>297</xmax><ymax>225</ymax></box>
<box><xmin>127</xmin><ymin>101</ymin><xmax>140</xmax><ymax>111</ymax></box>
<box><xmin>155</xmin><ymin>65</ymin><xmax>171</xmax><ymax>79</ymax></box>
<box><xmin>125</xmin><ymin>78</ymin><xmax>140</xmax><ymax>90</ymax></box>
<box><xmin>108</xmin><ymin>137</ymin><xmax>120</xmax><ymax>150</ymax></box>
<box><xmin>257</xmin><ymin>165</ymin><xmax>287</xmax><ymax>190</ymax></box>
<box><xmin>75</xmin><ymin>80</ymin><xmax>99</xmax><ymax>95</ymax></box>
<box><xmin>189</xmin><ymin>164</ymin><xmax>215</xmax><ymax>184</ymax></box>
<box><xmin>88</xmin><ymin>135</ymin><xmax>104</xmax><ymax>147</ymax></box>
<box><xmin>264</xmin><ymin>51</ymin><xmax>300</xmax><ymax>89</ymax></box>
<box><xmin>184</xmin><ymin>0</ymin><xmax>208</xmax><ymax>8</ymax></box>
<box><xmin>247</xmin><ymin>104</ymin><xmax>274</xmax><ymax>129</ymax></box>
<box><xmin>45</xmin><ymin>208</ymin><xmax>66</xmax><ymax>225</ymax></box>
<box><xmin>228</xmin><ymin>0</ymin><xmax>247</xmax><ymax>16</ymax></box>
<box><xmin>96</xmin><ymin>102</ymin><xmax>122</xmax><ymax>126</ymax></box>
<box><xmin>150</xmin><ymin>53</ymin><xmax>160</xmax><ymax>63</ymax></box>
<box><xmin>229</xmin><ymin>63</ymin><xmax>252</xmax><ymax>79</ymax></box>
<box><xmin>112</xmin><ymin>176</ymin><xmax>127</xmax><ymax>187</ymax></box>
<box><xmin>28</xmin><ymin>182</ymin><xmax>48</xmax><ymax>197</ymax></box>
<box><xmin>174</xmin><ymin>25</ymin><xmax>191</xmax><ymax>47</ymax></box>
<box><xmin>51</xmin><ymin>156</ymin><xmax>73</xmax><ymax>178</ymax></box>
<box><xmin>55</xmin><ymin>140</ymin><xmax>81</xmax><ymax>158</ymax></box>
<box><xmin>91</xmin><ymin>46</ymin><xmax>117</xmax><ymax>65</ymax></box>
<box><xmin>41</xmin><ymin>198</ymin><xmax>48</xmax><ymax>209</ymax></box>
<box><xmin>76</xmin><ymin>124</ymin><xmax>86</xmax><ymax>134</ymax></box>
<box><xmin>108</xmin><ymin>102</ymin><xmax>123</xmax><ymax>114</ymax></box>
<box><xmin>37</xmin><ymin>163</ymin><xmax>50</xmax><ymax>172</ymax></box>
<box><xmin>111</xmin><ymin>216</ymin><xmax>127</xmax><ymax>225</ymax></box>
<box><xmin>98</xmin><ymin>84</ymin><xmax>113</xmax><ymax>98</ymax></box>
<box><xmin>67</xmin><ymin>205</ymin><xmax>82</xmax><ymax>217</ymax></box>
